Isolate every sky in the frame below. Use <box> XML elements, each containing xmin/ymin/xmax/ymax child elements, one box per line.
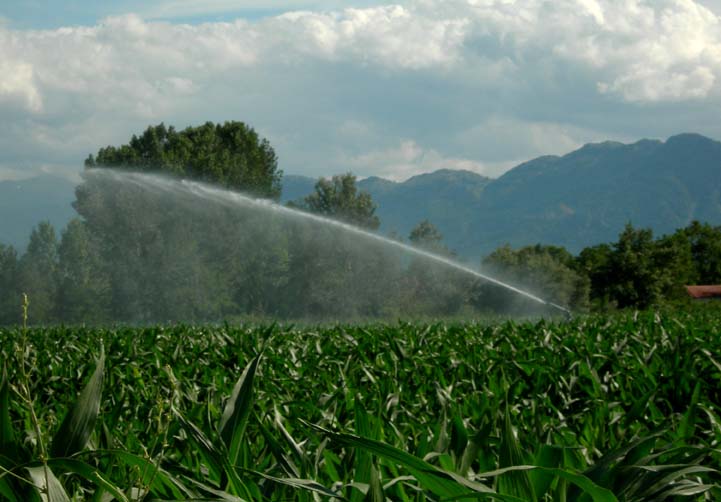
<box><xmin>1</xmin><ymin>0</ymin><xmax>721</xmax><ymax>182</ymax></box>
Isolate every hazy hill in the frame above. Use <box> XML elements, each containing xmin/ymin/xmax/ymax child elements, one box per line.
<box><xmin>281</xmin><ymin>174</ymin><xmax>317</xmax><ymax>203</ymax></box>
<box><xmin>360</xmin><ymin>169</ymin><xmax>492</xmax><ymax>241</ymax></box>
<box><xmin>0</xmin><ymin>175</ymin><xmax>77</xmax><ymax>252</ymax></box>
<box><xmin>462</xmin><ymin>133</ymin><xmax>721</xmax><ymax>255</ymax></box>
<box><xmin>4</xmin><ymin>133</ymin><xmax>721</xmax><ymax>257</ymax></box>
<box><xmin>282</xmin><ymin>134</ymin><xmax>721</xmax><ymax>256</ymax></box>
<box><xmin>281</xmin><ymin>169</ymin><xmax>492</xmax><ymax>241</ymax></box>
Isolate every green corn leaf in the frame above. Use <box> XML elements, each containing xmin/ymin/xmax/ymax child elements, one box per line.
<box><xmin>364</xmin><ymin>464</ymin><xmax>385</xmax><ymax>502</ymax></box>
<box><xmin>175</xmin><ymin>410</ymin><xmax>253</xmax><ymax>500</ymax></box>
<box><xmin>26</xmin><ymin>465</ymin><xmax>70</xmax><ymax>502</ymax></box>
<box><xmin>273</xmin><ymin>407</ymin><xmax>308</xmax><ymax>473</ymax></box>
<box><xmin>177</xmin><ymin>409</ymin><xmax>226</xmax><ymax>482</ymax></box>
<box><xmin>657</xmin><ymin>481</ymin><xmax>716</xmax><ymax>498</ymax></box>
<box><xmin>86</xmin><ymin>448</ymin><xmax>192</xmax><ymax>500</ymax></box>
<box><xmin>532</xmin><ymin>467</ymin><xmax>617</xmax><ymax>502</ymax></box>
<box><xmin>176</xmin><ymin>474</ymin><xmax>244</xmax><ymax>501</ymax></box>
<box><xmin>0</xmin><ymin>366</ymin><xmax>17</xmax><ymax>461</ymax></box>
<box><xmin>323</xmin><ymin>449</ymin><xmax>342</xmax><ymax>483</ymax></box>
<box><xmin>256</xmin><ymin>412</ymin><xmax>300</xmax><ymax>478</ymax></box>
<box><xmin>47</xmin><ymin>458</ymin><xmax>128</xmax><ymax>502</ymax></box>
<box><xmin>313</xmin><ymin>424</ymin><xmax>493</xmax><ymax>499</ymax></box>
<box><xmin>529</xmin><ymin>444</ymin><xmax>564</xmax><ymax>499</ymax></box>
<box><xmin>450</xmin><ymin>413</ymin><xmax>469</xmax><ymax>462</ymax></box>
<box><xmin>219</xmin><ymin>352</ymin><xmax>262</xmax><ymax>468</ymax></box>
<box><xmin>474</xmin><ymin>466</ymin><xmax>617</xmax><ymax>502</ymax></box>
<box><xmin>580</xmin><ymin>431</ymin><xmax>665</xmax><ymax>490</ymax></box>
<box><xmin>50</xmin><ymin>347</ymin><xmax>105</xmax><ymax>458</ymax></box>
<box><xmin>631</xmin><ymin>464</ymin><xmax>716</xmax><ymax>500</ymax></box>
<box><xmin>245</xmin><ymin>469</ymin><xmax>348</xmax><ymax>500</ymax></box>
<box><xmin>351</xmin><ymin>396</ymin><xmax>373</xmax><ymax>502</ymax></box>
<box><xmin>623</xmin><ymin>387</ymin><xmax>655</xmax><ymax>425</ymax></box>
<box><xmin>679</xmin><ymin>381</ymin><xmax>702</xmax><ymax>441</ymax></box>
<box><xmin>497</xmin><ymin>405</ymin><xmax>535</xmax><ymax>500</ymax></box>
<box><xmin>0</xmin><ymin>469</ymin><xmax>20</xmax><ymax>502</ymax></box>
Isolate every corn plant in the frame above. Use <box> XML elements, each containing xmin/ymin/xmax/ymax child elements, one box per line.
<box><xmin>1</xmin><ymin>309</ymin><xmax>721</xmax><ymax>500</ymax></box>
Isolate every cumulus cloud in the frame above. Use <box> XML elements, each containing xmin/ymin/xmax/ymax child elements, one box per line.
<box><xmin>1</xmin><ymin>0</ymin><xmax>721</xmax><ymax>181</ymax></box>
<box><xmin>0</xmin><ymin>60</ymin><xmax>42</xmax><ymax>112</ymax></box>
<box><xmin>343</xmin><ymin>140</ymin><xmax>491</xmax><ymax>180</ymax></box>
<box><xmin>138</xmin><ymin>0</ymin><xmax>388</xmax><ymax>20</ymax></box>
<box><xmin>455</xmin><ymin>116</ymin><xmax>617</xmax><ymax>166</ymax></box>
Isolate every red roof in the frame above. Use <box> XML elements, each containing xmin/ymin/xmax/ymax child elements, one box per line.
<box><xmin>685</xmin><ymin>285</ymin><xmax>721</xmax><ymax>299</ymax></box>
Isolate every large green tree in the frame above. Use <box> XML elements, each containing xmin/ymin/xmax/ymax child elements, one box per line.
<box><xmin>682</xmin><ymin>221</ymin><xmax>721</xmax><ymax>284</ymax></box>
<box><xmin>85</xmin><ymin>121</ymin><xmax>282</xmax><ymax>199</ymax></box>
<box><xmin>71</xmin><ymin>121</ymin><xmax>287</xmax><ymax>322</ymax></box>
<box><xmin>606</xmin><ymin>225</ymin><xmax>660</xmax><ymax>308</ymax></box>
<box><xmin>576</xmin><ymin>243</ymin><xmax>613</xmax><ymax>307</ymax></box>
<box><xmin>296</xmin><ymin>173</ymin><xmax>380</xmax><ymax>230</ymax></box>
<box><xmin>0</xmin><ymin>244</ymin><xmax>20</xmax><ymax>325</ymax></box>
<box><xmin>56</xmin><ymin>219</ymin><xmax>111</xmax><ymax>323</ymax></box>
<box><xmin>402</xmin><ymin>220</ymin><xmax>472</xmax><ymax>316</ymax></box>
<box><xmin>409</xmin><ymin>220</ymin><xmax>445</xmax><ymax>251</ymax></box>
<box><xmin>17</xmin><ymin>222</ymin><xmax>59</xmax><ymax>323</ymax></box>
<box><xmin>602</xmin><ymin>224</ymin><xmax>696</xmax><ymax>309</ymax></box>
<box><xmin>283</xmin><ymin>173</ymin><xmax>400</xmax><ymax>318</ymax></box>
<box><xmin>476</xmin><ymin>244</ymin><xmax>590</xmax><ymax>314</ymax></box>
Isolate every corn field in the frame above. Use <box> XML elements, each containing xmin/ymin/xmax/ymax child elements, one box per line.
<box><xmin>2</xmin><ymin>309</ymin><xmax>721</xmax><ymax>500</ymax></box>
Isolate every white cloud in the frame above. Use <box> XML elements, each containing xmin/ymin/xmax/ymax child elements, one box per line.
<box><xmin>598</xmin><ymin>65</ymin><xmax>716</xmax><ymax>102</ymax></box>
<box><xmin>0</xmin><ymin>166</ymin><xmax>35</xmax><ymax>182</ymax></box>
<box><xmin>1</xmin><ymin>0</ymin><xmax>721</xmax><ymax>182</ymax></box>
<box><xmin>0</xmin><ymin>162</ymin><xmax>81</xmax><ymax>182</ymax></box>
<box><xmin>0</xmin><ymin>56</ymin><xmax>42</xmax><ymax>112</ymax></box>
<box><xmin>139</xmin><ymin>0</ymin><xmax>386</xmax><ymax>19</ymax></box>
<box><xmin>343</xmin><ymin>140</ymin><xmax>491</xmax><ymax>180</ymax></box>
<box><xmin>4</xmin><ymin>1</ymin><xmax>721</xmax><ymax>109</ymax></box>
<box><xmin>455</xmin><ymin>116</ymin><xmax>622</xmax><ymax>165</ymax></box>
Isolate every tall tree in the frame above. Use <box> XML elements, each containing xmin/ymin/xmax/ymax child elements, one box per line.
<box><xmin>606</xmin><ymin>224</ymin><xmax>663</xmax><ymax>309</ymax></box>
<box><xmin>0</xmin><ymin>244</ymin><xmax>20</xmax><ymax>325</ymax></box>
<box><xmin>682</xmin><ymin>221</ymin><xmax>721</xmax><ymax>284</ymax></box>
<box><xmin>296</xmin><ymin>173</ymin><xmax>380</xmax><ymax>230</ymax></box>
<box><xmin>409</xmin><ymin>220</ymin><xmax>445</xmax><ymax>251</ymax></box>
<box><xmin>283</xmin><ymin>173</ymin><xmax>399</xmax><ymax>318</ymax></box>
<box><xmin>17</xmin><ymin>222</ymin><xmax>59</xmax><ymax>323</ymax></box>
<box><xmin>403</xmin><ymin>220</ymin><xmax>471</xmax><ymax>316</ymax></box>
<box><xmin>56</xmin><ymin>219</ymin><xmax>111</xmax><ymax>323</ymax></box>
<box><xmin>576</xmin><ymin>243</ymin><xmax>613</xmax><ymax>308</ymax></box>
<box><xmin>476</xmin><ymin>244</ymin><xmax>590</xmax><ymax>313</ymax></box>
<box><xmin>72</xmin><ymin>121</ymin><xmax>286</xmax><ymax>322</ymax></box>
<box><xmin>85</xmin><ymin>121</ymin><xmax>282</xmax><ymax>198</ymax></box>
<box><xmin>653</xmin><ymin>231</ymin><xmax>696</xmax><ymax>301</ymax></box>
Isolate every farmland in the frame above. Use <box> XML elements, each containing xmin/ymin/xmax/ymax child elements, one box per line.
<box><xmin>2</xmin><ymin>308</ymin><xmax>721</xmax><ymax>500</ymax></box>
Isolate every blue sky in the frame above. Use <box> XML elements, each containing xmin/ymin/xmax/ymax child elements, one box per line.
<box><xmin>0</xmin><ymin>1</ymin><xmax>390</xmax><ymax>28</ymax></box>
<box><xmin>2</xmin><ymin>0</ymin><xmax>721</xmax><ymax>182</ymax></box>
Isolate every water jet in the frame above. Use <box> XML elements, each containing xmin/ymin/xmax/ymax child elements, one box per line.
<box><xmin>85</xmin><ymin>169</ymin><xmax>572</xmax><ymax>318</ymax></box>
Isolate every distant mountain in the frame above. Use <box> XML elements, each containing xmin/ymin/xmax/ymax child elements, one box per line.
<box><xmin>4</xmin><ymin>133</ymin><xmax>721</xmax><ymax>257</ymax></box>
<box><xmin>463</xmin><ymin>133</ymin><xmax>721</xmax><ymax>255</ymax></box>
<box><xmin>281</xmin><ymin>169</ymin><xmax>492</xmax><ymax>243</ymax></box>
<box><xmin>281</xmin><ymin>174</ymin><xmax>317</xmax><ymax>203</ymax></box>
<box><xmin>282</xmin><ymin>134</ymin><xmax>721</xmax><ymax>256</ymax></box>
<box><xmin>357</xmin><ymin>170</ymin><xmax>491</xmax><ymax>242</ymax></box>
<box><xmin>0</xmin><ymin>175</ymin><xmax>77</xmax><ymax>251</ymax></box>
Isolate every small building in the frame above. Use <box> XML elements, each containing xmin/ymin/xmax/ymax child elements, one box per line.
<box><xmin>685</xmin><ymin>285</ymin><xmax>721</xmax><ymax>300</ymax></box>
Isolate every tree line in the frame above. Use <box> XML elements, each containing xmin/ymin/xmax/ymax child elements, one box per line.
<box><xmin>1</xmin><ymin>121</ymin><xmax>720</xmax><ymax>324</ymax></box>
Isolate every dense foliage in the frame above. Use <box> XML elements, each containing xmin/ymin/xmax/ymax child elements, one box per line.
<box><xmin>84</xmin><ymin>122</ymin><xmax>282</xmax><ymax>199</ymax></box>
<box><xmin>292</xmin><ymin>173</ymin><xmax>381</xmax><ymax>230</ymax></box>
<box><xmin>1</xmin><ymin>310</ymin><xmax>720</xmax><ymax>500</ymax></box>
<box><xmin>4</xmin><ymin>199</ymin><xmax>721</xmax><ymax>324</ymax></box>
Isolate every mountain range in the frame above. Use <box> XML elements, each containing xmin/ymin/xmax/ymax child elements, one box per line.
<box><xmin>2</xmin><ymin>133</ymin><xmax>721</xmax><ymax>257</ymax></box>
